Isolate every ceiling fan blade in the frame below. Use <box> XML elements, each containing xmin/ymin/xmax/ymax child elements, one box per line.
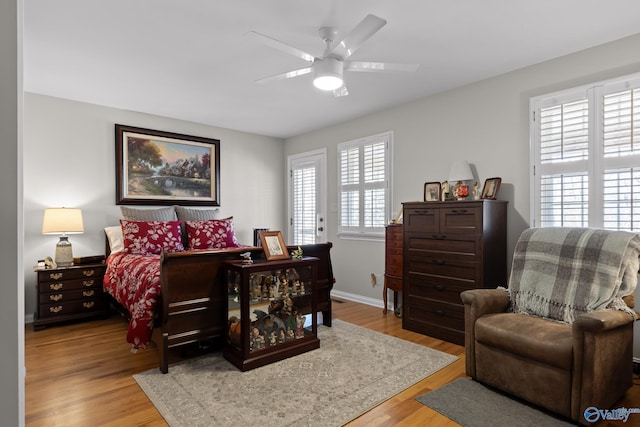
<box><xmin>333</xmin><ymin>85</ymin><xmax>349</xmax><ymax>97</ymax></box>
<box><xmin>329</xmin><ymin>14</ymin><xmax>387</xmax><ymax>60</ymax></box>
<box><xmin>345</xmin><ymin>61</ymin><xmax>419</xmax><ymax>73</ymax></box>
<box><xmin>255</xmin><ymin>67</ymin><xmax>312</xmax><ymax>84</ymax></box>
<box><xmin>246</xmin><ymin>31</ymin><xmax>315</xmax><ymax>63</ymax></box>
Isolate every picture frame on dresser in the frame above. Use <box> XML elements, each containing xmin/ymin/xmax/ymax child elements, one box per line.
<box><xmin>423</xmin><ymin>182</ymin><xmax>441</xmax><ymax>202</ymax></box>
<box><xmin>115</xmin><ymin>124</ymin><xmax>221</xmax><ymax>206</ymax></box>
<box><xmin>481</xmin><ymin>177</ymin><xmax>502</xmax><ymax>200</ymax></box>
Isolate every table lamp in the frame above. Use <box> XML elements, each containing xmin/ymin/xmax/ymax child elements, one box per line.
<box><xmin>448</xmin><ymin>160</ymin><xmax>473</xmax><ymax>200</ymax></box>
<box><xmin>42</xmin><ymin>207</ymin><xmax>84</xmax><ymax>267</ymax></box>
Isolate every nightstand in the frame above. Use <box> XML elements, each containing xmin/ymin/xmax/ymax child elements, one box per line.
<box><xmin>33</xmin><ymin>263</ymin><xmax>108</xmax><ymax>330</ymax></box>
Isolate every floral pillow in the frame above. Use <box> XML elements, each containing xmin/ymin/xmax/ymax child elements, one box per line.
<box><xmin>120</xmin><ymin>220</ymin><xmax>184</xmax><ymax>255</ymax></box>
<box><xmin>185</xmin><ymin>217</ymin><xmax>240</xmax><ymax>249</ymax></box>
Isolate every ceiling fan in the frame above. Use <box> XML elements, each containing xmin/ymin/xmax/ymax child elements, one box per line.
<box><xmin>248</xmin><ymin>14</ymin><xmax>419</xmax><ymax>97</ymax></box>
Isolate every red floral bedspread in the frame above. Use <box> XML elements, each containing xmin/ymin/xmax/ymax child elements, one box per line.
<box><xmin>103</xmin><ymin>252</ymin><xmax>161</xmax><ymax>350</ymax></box>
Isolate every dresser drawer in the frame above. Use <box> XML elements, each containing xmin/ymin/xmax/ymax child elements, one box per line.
<box><xmin>42</xmin><ymin>287</ymin><xmax>103</xmax><ymax>303</ymax></box>
<box><xmin>405</xmin><ymin>235</ymin><xmax>477</xmax><ymax>259</ymax></box>
<box><xmin>403</xmin><ymin>207</ymin><xmax>438</xmax><ymax>233</ymax></box>
<box><xmin>38</xmin><ymin>277</ymin><xmax>103</xmax><ymax>293</ymax></box>
<box><xmin>37</xmin><ymin>265</ymin><xmax>105</xmax><ymax>283</ymax></box>
<box><xmin>407</xmin><ymin>254</ymin><xmax>478</xmax><ymax>282</ymax></box>
<box><xmin>404</xmin><ymin>299</ymin><xmax>465</xmax><ymax>345</ymax></box>
<box><xmin>38</xmin><ymin>298</ymin><xmax>106</xmax><ymax>319</ymax></box>
<box><xmin>439</xmin><ymin>206</ymin><xmax>482</xmax><ymax>234</ymax></box>
<box><xmin>405</xmin><ymin>276</ymin><xmax>470</xmax><ymax>305</ymax></box>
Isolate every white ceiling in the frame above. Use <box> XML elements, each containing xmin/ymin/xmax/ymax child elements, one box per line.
<box><xmin>24</xmin><ymin>1</ymin><xmax>640</xmax><ymax>139</ymax></box>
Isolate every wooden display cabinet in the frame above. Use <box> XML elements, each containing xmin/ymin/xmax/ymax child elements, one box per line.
<box><xmin>224</xmin><ymin>256</ymin><xmax>320</xmax><ymax>371</ymax></box>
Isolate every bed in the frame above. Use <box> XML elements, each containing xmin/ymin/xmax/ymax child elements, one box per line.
<box><xmin>103</xmin><ymin>206</ymin><xmax>334</xmax><ymax>373</ymax></box>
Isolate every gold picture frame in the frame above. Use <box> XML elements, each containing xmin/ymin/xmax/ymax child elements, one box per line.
<box><xmin>115</xmin><ymin>124</ymin><xmax>220</xmax><ymax>206</ymax></box>
<box><xmin>481</xmin><ymin>177</ymin><xmax>502</xmax><ymax>200</ymax></box>
<box><xmin>259</xmin><ymin>231</ymin><xmax>290</xmax><ymax>261</ymax></box>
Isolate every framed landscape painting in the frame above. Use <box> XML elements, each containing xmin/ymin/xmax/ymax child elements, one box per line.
<box><xmin>115</xmin><ymin>124</ymin><xmax>220</xmax><ymax>206</ymax></box>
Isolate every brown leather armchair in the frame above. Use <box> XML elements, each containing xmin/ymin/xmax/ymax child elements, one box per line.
<box><xmin>461</xmin><ymin>228</ymin><xmax>638</xmax><ymax>425</ymax></box>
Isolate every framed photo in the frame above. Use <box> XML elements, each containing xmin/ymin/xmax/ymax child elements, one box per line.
<box><xmin>115</xmin><ymin>124</ymin><xmax>221</xmax><ymax>206</ymax></box>
<box><xmin>259</xmin><ymin>231</ymin><xmax>290</xmax><ymax>261</ymax></box>
<box><xmin>481</xmin><ymin>177</ymin><xmax>502</xmax><ymax>200</ymax></box>
<box><xmin>424</xmin><ymin>182</ymin><xmax>442</xmax><ymax>202</ymax></box>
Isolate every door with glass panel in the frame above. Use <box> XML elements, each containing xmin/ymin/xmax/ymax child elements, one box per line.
<box><xmin>288</xmin><ymin>150</ymin><xmax>327</xmax><ymax>245</ymax></box>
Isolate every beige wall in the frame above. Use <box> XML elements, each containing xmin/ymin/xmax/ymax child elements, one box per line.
<box><xmin>284</xmin><ymin>33</ymin><xmax>640</xmax><ymax>312</ymax></box>
<box><xmin>23</xmin><ymin>93</ymin><xmax>285</xmax><ymax>321</ymax></box>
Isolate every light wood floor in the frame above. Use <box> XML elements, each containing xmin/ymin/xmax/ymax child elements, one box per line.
<box><xmin>25</xmin><ymin>299</ymin><xmax>639</xmax><ymax>426</ymax></box>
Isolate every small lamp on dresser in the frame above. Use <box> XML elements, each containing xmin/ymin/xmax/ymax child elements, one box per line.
<box><xmin>448</xmin><ymin>160</ymin><xmax>474</xmax><ymax>200</ymax></box>
<box><xmin>41</xmin><ymin>207</ymin><xmax>84</xmax><ymax>267</ymax></box>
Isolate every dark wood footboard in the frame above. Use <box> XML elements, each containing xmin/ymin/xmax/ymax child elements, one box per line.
<box><xmin>157</xmin><ymin>243</ymin><xmax>334</xmax><ymax>373</ymax></box>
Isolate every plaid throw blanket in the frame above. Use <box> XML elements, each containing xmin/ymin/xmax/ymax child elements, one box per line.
<box><xmin>509</xmin><ymin>227</ymin><xmax>640</xmax><ymax>323</ymax></box>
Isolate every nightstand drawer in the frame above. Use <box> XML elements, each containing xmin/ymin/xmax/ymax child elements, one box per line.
<box><xmin>37</xmin><ymin>265</ymin><xmax>105</xmax><ymax>283</ymax></box>
<box><xmin>38</xmin><ymin>277</ymin><xmax>102</xmax><ymax>292</ymax></box>
<box><xmin>39</xmin><ymin>298</ymin><xmax>106</xmax><ymax>319</ymax></box>
<box><xmin>42</xmin><ymin>287</ymin><xmax>103</xmax><ymax>303</ymax></box>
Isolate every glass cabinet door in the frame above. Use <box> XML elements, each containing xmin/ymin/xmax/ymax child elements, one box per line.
<box><xmin>225</xmin><ymin>257</ymin><xmax>319</xmax><ymax>370</ymax></box>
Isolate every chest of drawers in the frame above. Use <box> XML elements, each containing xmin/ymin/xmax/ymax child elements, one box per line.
<box><xmin>33</xmin><ymin>263</ymin><xmax>108</xmax><ymax>330</ymax></box>
<box><xmin>383</xmin><ymin>223</ymin><xmax>403</xmax><ymax>315</ymax></box>
<box><xmin>402</xmin><ymin>200</ymin><xmax>507</xmax><ymax>345</ymax></box>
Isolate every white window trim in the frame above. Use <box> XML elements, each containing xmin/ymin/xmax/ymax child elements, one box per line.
<box><xmin>337</xmin><ymin>131</ymin><xmax>393</xmax><ymax>241</ymax></box>
<box><xmin>529</xmin><ymin>72</ymin><xmax>640</xmax><ymax>228</ymax></box>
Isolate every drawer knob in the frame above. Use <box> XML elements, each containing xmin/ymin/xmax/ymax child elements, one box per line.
<box><xmin>432</xmin><ymin>234</ymin><xmax>447</xmax><ymax>240</ymax></box>
<box><xmin>435</xmin><ymin>284</ymin><xmax>445</xmax><ymax>291</ymax></box>
<box><xmin>434</xmin><ymin>259</ymin><xmax>445</xmax><ymax>265</ymax></box>
<box><xmin>451</xmin><ymin>209</ymin><xmax>468</xmax><ymax>214</ymax></box>
<box><xmin>434</xmin><ymin>309</ymin><xmax>445</xmax><ymax>316</ymax></box>
<box><xmin>49</xmin><ymin>294</ymin><xmax>63</xmax><ymax>302</ymax></box>
<box><xmin>83</xmin><ymin>302</ymin><xmax>95</xmax><ymax>309</ymax></box>
<box><xmin>82</xmin><ymin>270</ymin><xmax>95</xmax><ymax>277</ymax></box>
<box><xmin>83</xmin><ymin>280</ymin><xmax>95</xmax><ymax>287</ymax></box>
<box><xmin>49</xmin><ymin>283</ymin><xmax>63</xmax><ymax>291</ymax></box>
<box><xmin>49</xmin><ymin>306</ymin><xmax>63</xmax><ymax>314</ymax></box>
<box><xmin>82</xmin><ymin>290</ymin><xmax>95</xmax><ymax>297</ymax></box>
<box><xmin>49</xmin><ymin>272</ymin><xmax>63</xmax><ymax>280</ymax></box>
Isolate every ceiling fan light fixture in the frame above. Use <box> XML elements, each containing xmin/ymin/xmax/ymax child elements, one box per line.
<box><xmin>313</xmin><ymin>57</ymin><xmax>344</xmax><ymax>91</ymax></box>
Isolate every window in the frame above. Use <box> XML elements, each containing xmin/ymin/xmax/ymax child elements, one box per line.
<box><xmin>530</xmin><ymin>73</ymin><xmax>640</xmax><ymax>230</ymax></box>
<box><xmin>337</xmin><ymin>132</ymin><xmax>392</xmax><ymax>239</ymax></box>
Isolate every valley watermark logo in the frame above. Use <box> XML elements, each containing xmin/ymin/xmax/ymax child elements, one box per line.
<box><xmin>584</xmin><ymin>406</ymin><xmax>640</xmax><ymax>423</ymax></box>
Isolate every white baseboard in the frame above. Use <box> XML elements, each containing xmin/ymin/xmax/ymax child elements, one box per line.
<box><xmin>331</xmin><ymin>290</ymin><xmax>387</xmax><ymax>309</ymax></box>
<box><xmin>24</xmin><ymin>313</ymin><xmax>34</xmax><ymax>324</ymax></box>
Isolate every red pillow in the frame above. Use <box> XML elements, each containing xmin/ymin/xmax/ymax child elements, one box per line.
<box><xmin>185</xmin><ymin>217</ymin><xmax>239</xmax><ymax>249</ymax></box>
<box><xmin>120</xmin><ymin>220</ymin><xmax>184</xmax><ymax>255</ymax></box>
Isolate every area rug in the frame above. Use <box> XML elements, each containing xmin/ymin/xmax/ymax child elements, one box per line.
<box><xmin>416</xmin><ymin>378</ymin><xmax>575</xmax><ymax>427</ymax></box>
<box><xmin>134</xmin><ymin>319</ymin><xmax>458</xmax><ymax>427</ymax></box>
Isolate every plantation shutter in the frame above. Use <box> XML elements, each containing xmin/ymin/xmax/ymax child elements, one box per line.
<box><xmin>531</xmin><ymin>73</ymin><xmax>640</xmax><ymax>231</ymax></box>
<box><xmin>292</xmin><ymin>165</ymin><xmax>317</xmax><ymax>245</ymax></box>
<box><xmin>338</xmin><ymin>132</ymin><xmax>392</xmax><ymax>238</ymax></box>
<box><xmin>537</xmin><ymin>96</ymin><xmax>590</xmax><ymax>227</ymax></box>
<box><xmin>602</xmin><ymin>85</ymin><xmax>640</xmax><ymax>230</ymax></box>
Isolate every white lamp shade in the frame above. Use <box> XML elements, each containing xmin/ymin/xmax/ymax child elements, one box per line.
<box><xmin>448</xmin><ymin>160</ymin><xmax>473</xmax><ymax>182</ymax></box>
<box><xmin>42</xmin><ymin>208</ymin><xmax>84</xmax><ymax>235</ymax></box>
<box><xmin>313</xmin><ymin>57</ymin><xmax>344</xmax><ymax>91</ymax></box>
